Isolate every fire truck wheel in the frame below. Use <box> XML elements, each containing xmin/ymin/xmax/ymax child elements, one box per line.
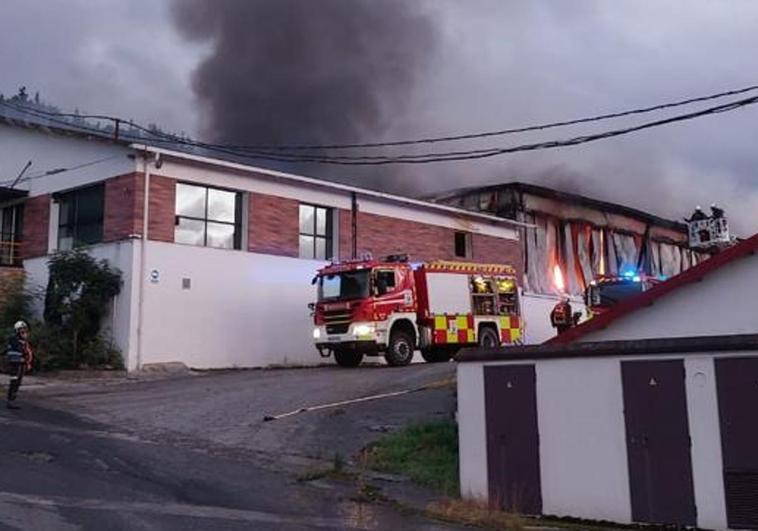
<box><xmin>421</xmin><ymin>349</ymin><xmax>453</xmax><ymax>363</ymax></box>
<box><xmin>478</xmin><ymin>326</ymin><xmax>500</xmax><ymax>348</ymax></box>
<box><xmin>334</xmin><ymin>350</ymin><xmax>364</xmax><ymax>368</ymax></box>
<box><xmin>385</xmin><ymin>330</ymin><xmax>415</xmax><ymax>367</ymax></box>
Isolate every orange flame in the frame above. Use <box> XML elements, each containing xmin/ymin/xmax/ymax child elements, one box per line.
<box><xmin>553</xmin><ymin>264</ymin><xmax>566</xmax><ymax>293</ymax></box>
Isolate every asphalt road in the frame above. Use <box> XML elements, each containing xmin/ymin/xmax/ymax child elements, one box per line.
<box><xmin>36</xmin><ymin>363</ymin><xmax>457</xmax><ymax>463</ymax></box>
<box><xmin>2</xmin><ymin>363</ymin><xmax>461</xmax><ymax>530</ymax></box>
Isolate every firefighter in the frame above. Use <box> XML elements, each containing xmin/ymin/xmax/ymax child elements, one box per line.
<box><xmin>550</xmin><ymin>298</ymin><xmax>573</xmax><ymax>334</ymax></box>
<box><xmin>6</xmin><ymin>321</ymin><xmax>33</xmax><ymax>410</ymax></box>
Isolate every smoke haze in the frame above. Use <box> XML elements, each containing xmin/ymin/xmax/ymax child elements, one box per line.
<box><xmin>171</xmin><ymin>0</ymin><xmax>438</xmax><ymax>146</ymax></box>
<box><xmin>3</xmin><ymin>1</ymin><xmax>758</xmax><ymax>233</ymax></box>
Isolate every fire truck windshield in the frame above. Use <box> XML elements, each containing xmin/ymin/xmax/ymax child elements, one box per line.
<box><xmin>318</xmin><ymin>270</ymin><xmax>370</xmax><ymax>301</ymax></box>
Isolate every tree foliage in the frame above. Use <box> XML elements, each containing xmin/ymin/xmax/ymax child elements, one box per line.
<box><xmin>42</xmin><ymin>249</ymin><xmax>123</xmax><ymax>369</ymax></box>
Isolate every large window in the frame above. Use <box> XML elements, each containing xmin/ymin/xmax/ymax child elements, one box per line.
<box><xmin>299</xmin><ymin>204</ymin><xmax>333</xmax><ymax>260</ymax></box>
<box><xmin>57</xmin><ymin>184</ymin><xmax>104</xmax><ymax>250</ymax></box>
<box><xmin>175</xmin><ymin>183</ymin><xmax>242</xmax><ymax>250</ymax></box>
<box><xmin>0</xmin><ymin>204</ymin><xmax>23</xmax><ymax>266</ymax></box>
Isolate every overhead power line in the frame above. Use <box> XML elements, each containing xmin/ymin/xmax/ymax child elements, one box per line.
<box><xmin>2</xmin><ymin>86</ymin><xmax>758</xmax><ymax>166</ymax></box>
<box><xmin>223</xmin><ymin>83</ymin><xmax>758</xmax><ymax>151</ymax></box>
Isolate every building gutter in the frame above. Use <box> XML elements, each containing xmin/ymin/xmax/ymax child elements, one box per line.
<box><xmin>128</xmin><ymin>144</ymin><xmax>537</xmax><ymax>232</ymax></box>
<box><xmin>135</xmin><ymin>150</ymin><xmax>157</xmax><ymax>371</ymax></box>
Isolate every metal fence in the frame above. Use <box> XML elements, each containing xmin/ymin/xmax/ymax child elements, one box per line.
<box><xmin>0</xmin><ymin>233</ymin><xmax>21</xmax><ymax>267</ymax></box>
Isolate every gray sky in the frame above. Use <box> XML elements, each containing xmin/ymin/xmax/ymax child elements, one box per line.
<box><xmin>2</xmin><ymin>1</ymin><xmax>758</xmax><ymax>234</ymax></box>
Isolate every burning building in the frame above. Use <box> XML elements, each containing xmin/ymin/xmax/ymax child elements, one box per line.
<box><xmin>433</xmin><ymin>182</ymin><xmax>711</xmax><ymax>298</ymax></box>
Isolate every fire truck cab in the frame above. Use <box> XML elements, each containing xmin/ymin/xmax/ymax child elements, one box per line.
<box><xmin>312</xmin><ymin>255</ymin><xmax>522</xmax><ymax>367</ymax></box>
<box><xmin>585</xmin><ymin>271</ymin><xmax>662</xmax><ymax>318</ymax></box>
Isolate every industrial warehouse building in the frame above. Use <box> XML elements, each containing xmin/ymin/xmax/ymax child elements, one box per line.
<box><xmin>457</xmin><ymin>233</ymin><xmax>758</xmax><ymax>530</ymax></box>
<box><xmin>434</xmin><ymin>182</ymin><xmax>710</xmax><ymax>333</ymax></box>
<box><xmin>0</xmin><ymin>109</ymin><xmax>524</xmax><ymax>371</ymax></box>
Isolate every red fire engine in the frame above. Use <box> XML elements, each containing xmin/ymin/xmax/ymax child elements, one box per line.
<box><xmin>311</xmin><ymin>255</ymin><xmax>522</xmax><ymax>367</ymax></box>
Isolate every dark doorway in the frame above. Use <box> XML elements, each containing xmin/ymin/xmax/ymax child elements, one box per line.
<box><xmin>716</xmin><ymin>357</ymin><xmax>758</xmax><ymax>529</ymax></box>
<box><xmin>621</xmin><ymin>359</ymin><xmax>696</xmax><ymax>526</ymax></box>
<box><xmin>484</xmin><ymin>364</ymin><xmax>541</xmax><ymax>514</ymax></box>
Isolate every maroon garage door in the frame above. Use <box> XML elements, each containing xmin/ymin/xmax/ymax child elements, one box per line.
<box><xmin>484</xmin><ymin>364</ymin><xmax>541</xmax><ymax>515</ymax></box>
<box><xmin>621</xmin><ymin>359</ymin><xmax>696</xmax><ymax>526</ymax></box>
<box><xmin>715</xmin><ymin>357</ymin><xmax>758</xmax><ymax>529</ymax></box>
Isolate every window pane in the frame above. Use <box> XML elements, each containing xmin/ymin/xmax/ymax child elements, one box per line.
<box><xmin>77</xmin><ymin>223</ymin><xmax>103</xmax><ymax>246</ymax></box>
<box><xmin>58</xmin><ymin>225</ymin><xmax>74</xmax><ymax>251</ymax></box>
<box><xmin>58</xmin><ymin>197</ymin><xmax>74</xmax><ymax>226</ymax></box>
<box><xmin>206</xmin><ymin>222</ymin><xmax>236</xmax><ymax>249</ymax></box>
<box><xmin>77</xmin><ymin>186</ymin><xmax>104</xmax><ymax>224</ymax></box>
<box><xmin>175</xmin><ymin>218</ymin><xmax>205</xmax><ymax>246</ymax></box>
<box><xmin>315</xmin><ymin>208</ymin><xmax>328</xmax><ymax>236</ymax></box>
<box><xmin>315</xmin><ymin>237</ymin><xmax>327</xmax><ymax>260</ymax></box>
<box><xmin>299</xmin><ymin>205</ymin><xmax>315</xmax><ymax>235</ymax></box>
<box><xmin>455</xmin><ymin>232</ymin><xmax>468</xmax><ymax>258</ymax></box>
<box><xmin>176</xmin><ymin>184</ymin><xmax>206</xmax><ymax>218</ymax></box>
<box><xmin>299</xmin><ymin>235</ymin><xmax>314</xmax><ymax>258</ymax></box>
<box><xmin>208</xmin><ymin>188</ymin><xmax>237</xmax><ymax>223</ymax></box>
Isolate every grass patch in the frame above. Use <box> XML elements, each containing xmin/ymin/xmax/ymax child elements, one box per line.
<box><xmin>427</xmin><ymin>498</ymin><xmax>526</xmax><ymax>530</ymax></box>
<box><xmin>364</xmin><ymin>419</ymin><xmax>459</xmax><ymax>495</ymax></box>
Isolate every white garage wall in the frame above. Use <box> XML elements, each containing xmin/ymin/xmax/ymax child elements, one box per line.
<box><xmin>684</xmin><ymin>356</ymin><xmax>728</xmax><ymax>530</ymax></box>
<box><xmin>457</xmin><ymin>362</ymin><xmax>488</xmax><ymax>500</ymax></box>
<box><xmin>23</xmin><ymin>240</ymin><xmax>138</xmax><ymax>365</ymax></box>
<box><xmin>535</xmin><ymin>358</ymin><xmax>632</xmax><ymax>523</ymax></box>
<box><xmin>139</xmin><ymin>241</ymin><xmax>325</xmax><ymax>369</ymax></box>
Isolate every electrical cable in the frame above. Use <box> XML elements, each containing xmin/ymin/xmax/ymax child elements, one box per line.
<box><xmin>2</xmin><ymin>89</ymin><xmax>758</xmax><ymax>166</ymax></box>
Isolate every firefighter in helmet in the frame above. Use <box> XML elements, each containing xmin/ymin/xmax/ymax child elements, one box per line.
<box><xmin>550</xmin><ymin>298</ymin><xmax>575</xmax><ymax>334</ymax></box>
<box><xmin>6</xmin><ymin>321</ymin><xmax>33</xmax><ymax>409</ymax></box>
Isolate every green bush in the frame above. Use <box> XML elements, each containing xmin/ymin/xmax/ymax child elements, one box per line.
<box><xmin>38</xmin><ymin>249</ymin><xmax>124</xmax><ymax>370</ymax></box>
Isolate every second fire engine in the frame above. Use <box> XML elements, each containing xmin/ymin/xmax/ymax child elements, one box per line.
<box><xmin>311</xmin><ymin>255</ymin><xmax>522</xmax><ymax>367</ymax></box>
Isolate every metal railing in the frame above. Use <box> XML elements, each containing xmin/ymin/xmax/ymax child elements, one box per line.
<box><xmin>0</xmin><ymin>236</ymin><xmax>21</xmax><ymax>267</ymax></box>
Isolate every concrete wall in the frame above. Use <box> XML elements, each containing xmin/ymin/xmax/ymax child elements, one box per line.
<box><xmin>458</xmin><ymin>351</ymin><xmax>743</xmax><ymax>529</ymax></box>
<box><xmin>457</xmin><ymin>362</ymin><xmax>488</xmax><ymax>500</ymax></box>
<box><xmin>535</xmin><ymin>358</ymin><xmax>631</xmax><ymax>522</ymax></box>
<box><xmin>582</xmin><ymin>253</ymin><xmax>758</xmax><ymax>342</ymax></box>
<box><xmin>137</xmin><ymin>240</ymin><xmax>325</xmax><ymax>369</ymax></box>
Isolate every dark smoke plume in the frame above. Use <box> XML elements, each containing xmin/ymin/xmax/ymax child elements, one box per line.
<box><xmin>172</xmin><ymin>0</ymin><xmax>438</xmax><ymax>147</ymax></box>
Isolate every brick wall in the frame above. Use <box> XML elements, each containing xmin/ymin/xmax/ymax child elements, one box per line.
<box><xmin>338</xmin><ymin>209</ymin><xmax>523</xmax><ymax>277</ymax></box>
<box><xmin>20</xmin><ymin>194</ymin><xmax>50</xmax><ymax>259</ymax></box>
<box><xmin>0</xmin><ymin>267</ymin><xmax>24</xmax><ymax>313</ymax></box>
<box><xmin>104</xmin><ymin>173</ymin><xmax>144</xmax><ymax>242</ymax></box>
<box><xmin>248</xmin><ymin>193</ymin><xmax>299</xmax><ymax>257</ymax></box>
<box><xmin>147</xmin><ymin>175</ymin><xmax>175</xmax><ymax>243</ymax></box>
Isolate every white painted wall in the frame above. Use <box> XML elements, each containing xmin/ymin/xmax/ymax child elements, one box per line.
<box><xmin>684</xmin><ymin>356</ymin><xmax>728</xmax><ymax>530</ymax></box>
<box><xmin>0</xmin><ymin>125</ymin><xmax>134</xmax><ymax>196</ymax></box>
<box><xmin>138</xmin><ymin>240</ymin><xmax>325</xmax><ymax>369</ymax></box>
<box><xmin>521</xmin><ymin>292</ymin><xmax>585</xmax><ymax>344</ymax></box>
<box><xmin>23</xmin><ymin>240</ymin><xmax>138</xmax><ymax>365</ymax></box>
<box><xmin>535</xmin><ymin>358</ymin><xmax>632</xmax><ymax>523</ymax></box>
<box><xmin>458</xmin><ymin>351</ymin><xmax>755</xmax><ymax>528</ymax></box>
<box><xmin>457</xmin><ymin>362</ymin><xmax>488</xmax><ymax>500</ymax></box>
<box><xmin>581</xmin><ymin>253</ymin><xmax>758</xmax><ymax>343</ymax></box>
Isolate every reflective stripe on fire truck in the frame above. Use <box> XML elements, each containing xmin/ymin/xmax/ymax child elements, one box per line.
<box><xmin>424</xmin><ymin>261</ymin><xmax>517</xmax><ymax>276</ymax></box>
<box><xmin>433</xmin><ymin>314</ymin><xmax>475</xmax><ymax>344</ymax></box>
<box><xmin>499</xmin><ymin>315</ymin><xmax>522</xmax><ymax>343</ymax></box>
